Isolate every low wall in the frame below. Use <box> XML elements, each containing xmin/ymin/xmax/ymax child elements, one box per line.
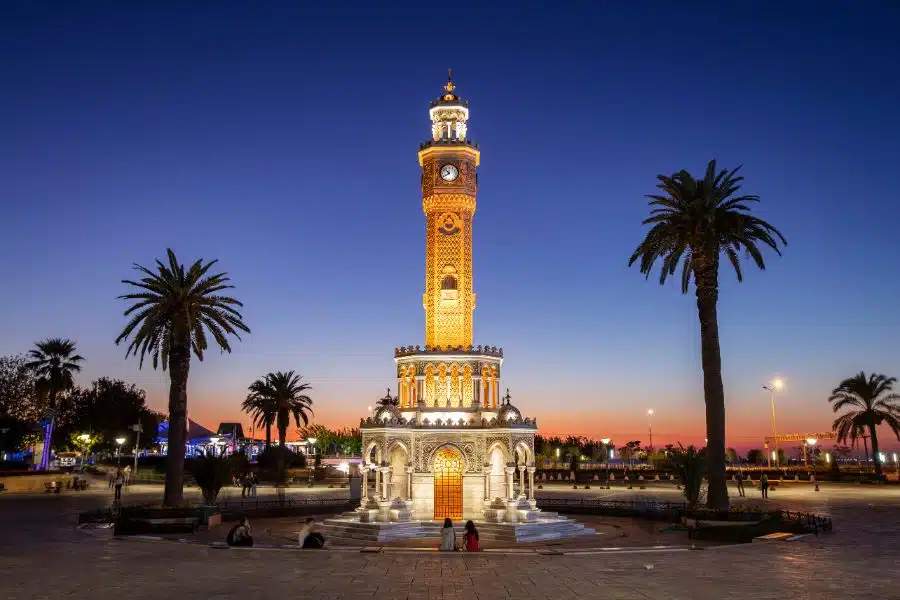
<box><xmin>0</xmin><ymin>473</ymin><xmax>97</xmax><ymax>493</ymax></box>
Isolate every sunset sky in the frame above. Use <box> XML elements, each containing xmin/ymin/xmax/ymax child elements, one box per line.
<box><xmin>2</xmin><ymin>3</ymin><xmax>899</xmax><ymax>452</ymax></box>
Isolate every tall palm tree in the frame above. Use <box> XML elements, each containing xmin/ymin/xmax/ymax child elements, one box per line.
<box><xmin>629</xmin><ymin>160</ymin><xmax>786</xmax><ymax>509</ymax></box>
<box><xmin>245</xmin><ymin>371</ymin><xmax>313</xmax><ymax>480</ymax></box>
<box><xmin>26</xmin><ymin>338</ymin><xmax>84</xmax><ymax>469</ymax></box>
<box><xmin>829</xmin><ymin>372</ymin><xmax>900</xmax><ymax>477</ymax></box>
<box><xmin>241</xmin><ymin>389</ymin><xmax>277</xmax><ymax>450</ymax></box>
<box><xmin>116</xmin><ymin>249</ymin><xmax>249</xmax><ymax>506</ymax></box>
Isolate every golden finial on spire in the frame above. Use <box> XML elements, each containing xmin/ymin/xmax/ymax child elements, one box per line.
<box><xmin>444</xmin><ymin>68</ymin><xmax>455</xmax><ymax>94</ymax></box>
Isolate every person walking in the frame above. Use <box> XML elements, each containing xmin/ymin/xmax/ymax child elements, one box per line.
<box><xmin>250</xmin><ymin>472</ymin><xmax>259</xmax><ymax>498</ymax></box>
<box><xmin>113</xmin><ymin>469</ymin><xmax>125</xmax><ymax>501</ymax></box>
<box><xmin>123</xmin><ymin>465</ymin><xmax>132</xmax><ymax>487</ymax></box>
<box><xmin>760</xmin><ymin>473</ymin><xmax>769</xmax><ymax>499</ymax></box>
<box><xmin>439</xmin><ymin>518</ymin><xmax>457</xmax><ymax>551</ymax></box>
<box><xmin>241</xmin><ymin>475</ymin><xmax>250</xmax><ymax>498</ymax></box>
<box><xmin>107</xmin><ymin>469</ymin><xmax>115</xmax><ymax>489</ymax></box>
<box><xmin>735</xmin><ymin>470</ymin><xmax>745</xmax><ymax>497</ymax></box>
<box><xmin>462</xmin><ymin>520</ymin><xmax>480</xmax><ymax>552</ymax></box>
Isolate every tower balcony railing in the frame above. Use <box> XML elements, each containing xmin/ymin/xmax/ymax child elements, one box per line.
<box><xmin>394</xmin><ymin>344</ymin><xmax>503</xmax><ymax>358</ymax></box>
<box><xmin>419</xmin><ymin>139</ymin><xmax>479</xmax><ymax>151</ymax></box>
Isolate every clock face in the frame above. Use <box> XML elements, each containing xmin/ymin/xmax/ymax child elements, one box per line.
<box><xmin>440</xmin><ymin>164</ymin><xmax>459</xmax><ymax>182</ymax></box>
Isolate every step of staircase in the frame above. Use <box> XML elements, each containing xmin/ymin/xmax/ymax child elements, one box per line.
<box><xmin>320</xmin><ymin>516</ymin><xmax>595</xmax><ymax>544</ymax></box>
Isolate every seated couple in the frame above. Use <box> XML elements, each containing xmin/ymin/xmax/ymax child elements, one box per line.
<box><xmin>440</xmin><ymin>519</ymin><xmax>480</xmax><ymax>552</ymax></box>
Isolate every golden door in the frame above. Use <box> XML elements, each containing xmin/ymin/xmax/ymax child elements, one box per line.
<box><xmin>433</xmin><ymin>447</ymin><xmax>463</xmax><ymax>521</ymax></box>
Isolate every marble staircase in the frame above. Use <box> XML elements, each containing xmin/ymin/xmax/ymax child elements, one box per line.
<box><xmin>320</xmin><ymin>513</ymin><xmax>595</xmax><ymax>545</ymax></box>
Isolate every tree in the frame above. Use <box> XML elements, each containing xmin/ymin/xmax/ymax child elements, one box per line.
<box><xmin>725</xmin><ymin>448</ymin><xmax>738</xmax><ymax>464</ymax></box>
<box><xmin>629</xmin><ymin>160</ymin><xmax>786</xmax><ymax>509</ymax></box>
<box><xmin>746</xmin><ymin>448</ymin><xmax>764</xmax><ymax>465</ymax></box>
<box><xmin>247</xmin><ymin>371</ymin><xmax>312</xmax><ymax>480</ymax></box>
<box><xmin>56</xmin><ymin>378</ymin><xmax>161</xmax><ymax>453</ymax></box>
<box><xmin>241</xmin><ymin>390</ymin><xmax>277</xmax><ymax>450</ymax></box>
<box><xmin>829</xmin><ymin>372</ymin><xmax>900</xmax><ymax>478</ymax></box>
<box><xmin>0</xmin><ymin>355</ymin><xmax>41</xmax><ymax>423</ymax></box>
<box><xmin>26</xmin><ymin>338</ymin><xmax>85</xmax><ymax>470</ymax></box>
<box><xmin>69</xmin><ymin>431</ymin><xmax>103</xmax><ymax>462</ymax></box>
<box><xmin>116</xmin><ymin>249</ymin><xmax>250</xmax><ymax>506</ymax></box>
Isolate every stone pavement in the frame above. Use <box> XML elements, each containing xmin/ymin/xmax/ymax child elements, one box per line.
<box><xmin>2</xmin><ymin>482</ymin><xmax>898</xmax><ymax>599</ymax></box>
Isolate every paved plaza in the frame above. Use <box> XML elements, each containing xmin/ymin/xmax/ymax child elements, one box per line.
<box><xmin>1</xmin><ymin>482</ymin><xmax>898</xmax><ymax>599</ymax></box>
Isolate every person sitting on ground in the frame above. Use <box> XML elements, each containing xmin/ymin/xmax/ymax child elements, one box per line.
<box><xmin>298</xmin><ymin>517</ymin><xmax>326</xmax><ymax>549</ymax></box>
<box><xmin>226</xmin><ymin>516</ymin><xmax>253</xmax><ymax>547</ymax></box>
<box><xmin>439</xmin><ymin>518</ymin><xmax>457</xmax><ymax>551</ymax></box>
<box><xmin>462</xmin><ymin>520</ymin><xmax>480</xmax><ymax>552</ymax></box>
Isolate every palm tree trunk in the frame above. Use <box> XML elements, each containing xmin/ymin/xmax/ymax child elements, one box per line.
<box><xmin>694</xmin><ymin>258</ymin><xmax>728</xmax><ymax>510</ymax></box>
<box><xmin>277</xmin><ymin>423</ymin><xmax>287</xmax><ymax>484</ymax></box>
<box><xmin>869</xmin><ymin>422</ymin><xmax>882</xmax><ymax>477</ymax></box>
<box><xmin>265</xmin><ymin>422</ymin><xmax>272</xmax><ymax>450</ymax></box>
<box><xmin>163</xmin><ymin>342</ymin><xmax>191</xmax><ymax>507</ymax></box>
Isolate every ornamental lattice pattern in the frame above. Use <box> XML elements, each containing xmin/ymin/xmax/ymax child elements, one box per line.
<box><xmin>424</xmin><ymin>194</ymin><xmax>475</xmax><ymax>349</ymax></box>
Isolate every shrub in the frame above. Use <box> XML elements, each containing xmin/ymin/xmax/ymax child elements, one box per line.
<box><xmin>670</xmin><ymin>444</ymin><xmax>706</xmax><ymax>509</ymax></box>
<box><xmin>187</xmin><ymin>455</ymin><xmax>232</xmax><ymax>505</ymax></box>
<box><xmin>257</xmin><ymin>447</ymin><xmax>306</xmax><ymax>471</ymax></box>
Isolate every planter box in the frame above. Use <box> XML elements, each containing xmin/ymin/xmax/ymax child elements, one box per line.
<box><xmin>115</xmin><ymin>507</ymin><xmax>201</xmax><ymax>536</ymax></box>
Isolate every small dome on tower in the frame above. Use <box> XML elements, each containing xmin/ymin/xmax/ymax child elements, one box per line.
<box><xmin>497</xmin><ymin>389</ymin><xmax>521</xmax><ymax>422</ymax></box>
<box><xmin>373</xmin><ymin>388</ymin><xmax>402</xmax><ymax>422</ymax></box>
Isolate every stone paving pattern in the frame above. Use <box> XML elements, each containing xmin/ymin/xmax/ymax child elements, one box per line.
<box><xmin>2</xmin><ymin>482</ymin><xmax>898</xmax><ymax>599</ymax></box>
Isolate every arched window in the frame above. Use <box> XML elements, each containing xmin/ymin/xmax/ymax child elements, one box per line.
<box><xmin>441</xmin><ymin>275</ymin><xmax>457</xmax><ymax>290</ymax></box>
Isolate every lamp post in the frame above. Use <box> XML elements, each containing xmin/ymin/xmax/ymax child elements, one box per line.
<box><xmin>78</xmin><ymin>433</ymin><xmax>90</xmax><ymax>467</ymax></box>
<box><xmin>762</xmin><ymin>379</ymin><xmax>784</xmax><ymax>466</ymax></box>
<box><xmin>804</xmin><ymin>437</ymin><xmax>817</xmax><ymax>468</ymax></box>
<box><xmin>130</xmin><ymin>424</ymin><xmax>143</xmax><ymax>477</ymax></box>
<box><xmin>115</xmin><ymin>437</ymin><xmax>126</xmax><ymax>465</ymax></box>
<box><xmin>307</xmin><ymin>437</ymin><xmax>318</xmax><ymax>486</ymax></box>
<box><xmin>647</xmin><ymin>409</ymin><xmax>654</xmax><ymax>452</ymax></box>
<box><xmin>209</xmin><ymin>436</ymin><xmax>219</xmax><ymax>457</ymax></box>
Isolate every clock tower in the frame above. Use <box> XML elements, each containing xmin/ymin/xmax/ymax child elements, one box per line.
<box><xmin>419</xmin><ymin>71</ymin><xmax>480</xmax><ymax>349</ymax></box>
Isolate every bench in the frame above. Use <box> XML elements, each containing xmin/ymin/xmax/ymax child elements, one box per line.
<box><xmin>44</xmin><ymin>481</ymin><xmax>62</xmax><ymax>494</ymax></box>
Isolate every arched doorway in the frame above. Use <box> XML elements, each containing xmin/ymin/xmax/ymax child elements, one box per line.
<box><xmin>433</xmin><ymin>446</ymin><xmax>463</xmax><ymax>520</ymax></box>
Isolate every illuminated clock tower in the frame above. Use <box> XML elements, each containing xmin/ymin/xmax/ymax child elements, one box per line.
<box><xmin>419</xmin><ymin>72</ymin><xmax>479</xmax><ymax>349</ymax></box>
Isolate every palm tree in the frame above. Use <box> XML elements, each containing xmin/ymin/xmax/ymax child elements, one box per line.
<box><xmin>241</xmin><ymin>389</ymin><xmax>277</xmax><ymax>450</ymax></box>
<box><xmin>629</xmin><ymin>160</ymin><xmax>786</xmax><ymax>509</ymax></box>
<box><xmin>116</xmin><ymin>249</ymin><xmax>249</xmax><ymax>506</ymax></box>
<box><xmin>829</xmin><ymin>372</ymin><xmax>900</xmax><ymax>478</ymax></box>
<box><xmin>245</xmin><ymin>371</ymin><xmax>313</xmax><ymax>480</ymax></box>
<box><xmin>26</xmin><ymin>338</ymin><xmax>84</xmax><ymax>469</ymax></box>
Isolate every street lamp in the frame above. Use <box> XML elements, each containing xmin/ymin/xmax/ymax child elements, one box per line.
<box><xmin>115</xmin><ymin>437</ymin><xmax>126</xmax><ymax>465</ymax></box>
<box><xmin>763</xmin><ymin>378</ymin><xmax>784</xmax><ymax>466</ymax></box>
<box><xmin>804</xmin><ymin>437</ymin><xmax>817</xmax><ymax>468</ymax></box>
<box><xmin>78</xmin><ymin>433</ymin><xmax>90</xmax><ymax>466</ymax></box>
<box><xmin>647</xmin><ymin>409</ymin><xmax>654</xmax><ymax>452</ymax></box>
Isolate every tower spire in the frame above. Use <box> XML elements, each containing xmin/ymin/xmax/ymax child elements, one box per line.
<box><xmin>442</xmin><ymin>68</ymin><xmax>457</xmax><ymax>101</ymax></box>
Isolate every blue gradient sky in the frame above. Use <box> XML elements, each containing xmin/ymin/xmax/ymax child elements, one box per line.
<box><xmin>2</xmin><ymin>2</ymin><xmax>899</xmax><ymax>451</ymax></box>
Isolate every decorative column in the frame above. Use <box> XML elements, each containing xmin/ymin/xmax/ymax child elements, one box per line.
<box><xmin>373</xmin><ymin>465</ymin><xmax>380</xmax><ymax>496</ymax></box>
<box><xmin>361</xmin><ymin>463</ymin><xmax>369</xmax><ymax>499</ymax></box>
<box><xmin>384</xmin><ymin>466</ymin><xmax>392</xmax><ymax>499</ymax></box>
<box><xmin>505</xmin><ymin>465</ymin><xmax>516</xmax><ymax>500</ymax></box>
<box><xmin>406</xmin><ymin>465</ymin><xmax>414</xmax><ymax>500</ymax></box>
<box><xmin>518</xmin><ymin>465</ymin><xmax>527</xmax><ymax>498</ymax></box>
<box><xmin>527</xmin><ymin>466</ymin><xmax>536</xmax><ymax>500</ymax></box>
<box><xmin>483</xmin><ymin>462</ymin><xmax>491</xmax><ymax>500</ymax></box>
<box><xmin>492</xmin><ymin>374</ymin><xmax>499</xmax><ymax>408</ymax></box>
